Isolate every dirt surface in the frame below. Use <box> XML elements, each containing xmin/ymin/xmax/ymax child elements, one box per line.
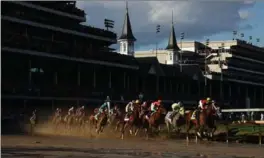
<box><xmin>2</xmin><ymin>122</ymin><xmax>264</xmax><ymax>158</ymax></box>
<box><xmin>2</xmin><ymin>134</ymin><xmax>264</xmax><ymax>158</ymax></box>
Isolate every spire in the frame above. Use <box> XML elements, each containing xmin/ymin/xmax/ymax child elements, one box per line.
<box><xmin>119</xmin><ymin>1</ymin><xmax>136</xmax><ymax>41</ymax></box>
<box><xmin>166</xmin><ymin>10</ymin><xmax>180</xmax><ymax>51</ymax></box>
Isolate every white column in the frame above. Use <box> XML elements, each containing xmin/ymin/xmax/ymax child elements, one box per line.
<box><xmin>93</xmin><ymin>69</ymin><xmax>96</xmax><ymax>88</ymax></box>
<box><xmin>109</xmin><ymin>71</ymin><xmax>112</xmax><ymax>89</ymax></box>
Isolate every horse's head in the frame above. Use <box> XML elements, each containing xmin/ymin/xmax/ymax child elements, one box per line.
<box><xmin>158</xmin><ymin>106</ymin><xmax>167</xmax><ymax>115</ymax></box>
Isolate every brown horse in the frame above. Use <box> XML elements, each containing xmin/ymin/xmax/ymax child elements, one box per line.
<box><xmin>146</xmin><ymin>106</ymin><xmax>167</xmax><ymax>139</ymax></box>
<box><xmin>120</xmin><ymin>103</ymin><xmax>141</xmax><ymax>139</ymax></box>
<box><xmin>185</xmin><ymin>105</ymin><xmax>218</xmax><ymax>142</ymax></box>
<box><xmin>96</xmin><ymin>110</ymin><xmax>108</xmax><ymax>134</ymax></box>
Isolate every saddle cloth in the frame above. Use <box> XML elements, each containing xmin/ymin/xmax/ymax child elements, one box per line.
<box><xmin>191</xmin><ymin>110</ymin><xmax>196</xmax><ymax>120</ymax></box>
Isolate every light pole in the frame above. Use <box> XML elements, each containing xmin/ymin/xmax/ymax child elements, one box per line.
<box><xmin>232</xmin><ymin>31</ymin><xmax>237</xmax><ymax>40</ymax></box>
<box><xmin>256</xmin><ymin>38</ymin><xmax>260</xmax><ymax>46</ymax></box>
<box><xmin>180</xmin><ymin>32</ymin><xmax>185</xmax><ymax>72</ymax></box>
<box><xmin>249</xmin><ymin>36</ymin><xmax>252</xmax><ymax>44</ymax></box>
<box><xmin>156</xmin><ymin>24</ymin><xmax>161</xmax><ymax>57</ymax></box>
<box><xmin>104</xmin><ymin>19</ymin><xmax>115</xmax><ymax>31</ymax></box>
<box><xmin>240</xmin><ymin>33</ymin><xmax>244</xmax><ymax>41</ymax></box>
<box><xmin>220</xmin><ymin>42</ymin><xmax>225</xmax><ymax>102</ymax></box>
<box><xmin>204</xmin><ymin>39</ymin><xmax>210</xmax><ymax>96</ymax></box>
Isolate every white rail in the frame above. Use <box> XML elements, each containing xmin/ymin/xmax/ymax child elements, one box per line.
<box><xmin>222</xmin><ymin>108</ymin><xmax>264</xmax><ymax>112</ymax></box>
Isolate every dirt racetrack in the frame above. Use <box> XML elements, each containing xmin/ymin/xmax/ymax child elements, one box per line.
<box><xmin>2</xmin><ymin>122</ymin><xmax>264</xmax><ymax>158</ymax></box>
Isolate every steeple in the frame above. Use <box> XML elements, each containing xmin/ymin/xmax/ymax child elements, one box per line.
<box><xmin>166</xmin><ymin>10</ymin><xmax>180</xmax><ymax>51</ymax></box>
<box><xmin>118</xmin><ymin>1</ymin><xmax>136</xmax><ymax>56</ymax></box>
<box><xmin>119</xmin><ymin>1</ymin><xmax>136</xmax><ymax>41</ymax></box>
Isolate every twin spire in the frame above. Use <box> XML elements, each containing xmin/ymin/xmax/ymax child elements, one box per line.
<box><xmin>166</xmin><ymin>10</ymin><xmax>180</xmax><ymax>51</ymax></box>
<box><xmin>119</xmin><ymin>2</ymin><xmax>179</xmax><ymax>51</ymax></box>
<box><xmin>119</xmin><ymin>1</ymin><xmax>136</xmax><ymax>41</ymax></box>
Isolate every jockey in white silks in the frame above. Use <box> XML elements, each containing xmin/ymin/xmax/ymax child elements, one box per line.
<box><xmin>125</xmin><ymin>100</ymin><xmax>136</xmax><ymax>120</ymax></box>
<box><xmin>68</xmin><ymin>106</ymin><xmax>75</xmax><ymax>115</ymax></box>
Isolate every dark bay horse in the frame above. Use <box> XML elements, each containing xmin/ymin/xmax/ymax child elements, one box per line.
<box><xmin>146</xmin><ymin>106</ymin><xmax>167</xmax><ymax>139</ymax></box>
<box><xmin>120</xmin><ymin>103</ymin><xmax>141</xmax><ymax>139</ymax></box>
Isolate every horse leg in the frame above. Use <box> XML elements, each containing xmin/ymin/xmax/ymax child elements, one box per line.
<box><xmin>120</xmin><ymin>122</ymin><xmax>127</xmax><ymax>140</ymax></box>
<box><xmin>186</xmin><ymin>121</ymin><xmax>193</xmax><ymax>142</ymax></box>
<box><xmin>115</xmin><ymin>120</ymin><xmax>120</xmax><ymax>131</ymax></box>
<box><xmin>166</xmin><ymin>121</ymin><xmax>171</xmax><ymax>136</ymax></box>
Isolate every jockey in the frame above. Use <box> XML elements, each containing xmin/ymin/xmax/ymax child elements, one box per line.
<box><xmin>76</xmin><ymin>106</ymin><xmax>85</xmax><ymax>117</ymax></box>
<box><xmin>125</xmin><ymin>100</ymin><xmax>136</xmax><ymax>119</ymax></box>
<box><xmin>150</xmin><ymin>99</ymin><xmax>162</xmax><ymax>115</ymax></box>
<box><xmin>68</xmin><ymin>106</ymin><xmax>75</xmax><ymax>115</ymax></box>
<box><xmin>55</xmin><ymin>108</ymin><xmax>62</xmax><ymax>117</ymax></box>
<box><xmin>94</xmin><ymin>101</ymin><xmax>110</xmax><ymax>120</ymax></box>
<box><xmin>172</xmin><ymin>102</ymin><xmax>182</xmax><ymax>112</ymax></box>
<box><xmin>168</xmin><ymin>102</ymin><xmax>183</xmax><ymax>123</ymax></box>
<box><xmin>125</xmin><ymin>100</ymin><xmax>135</xmax><ymax>113</ymax></box>
<box><xmin>198</xmin><ymin>98</ymin><xmax>208</xmax><ymax>110</ymax></box>
<box><xmin>141</xmin><ymin>101</ymin><xmax>148</xmax><ymax>111</ymax></box>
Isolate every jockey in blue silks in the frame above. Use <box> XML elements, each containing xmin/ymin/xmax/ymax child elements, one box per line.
<box><xmin>94</xmin><ymin>97</ymin><xmax>111</xmax><ymax>120</ymax></box>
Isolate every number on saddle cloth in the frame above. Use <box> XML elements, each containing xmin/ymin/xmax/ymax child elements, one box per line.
<box><xmin>191</xmin><ymin>110</ymin><xmax>197</xmax><ymax>120</ymax></box>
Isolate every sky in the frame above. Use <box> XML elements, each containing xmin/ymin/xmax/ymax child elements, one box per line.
<box><xmin>76</xmin><ymin>0</ymin><xmax>264</xmax><ymax>51</ymax></box>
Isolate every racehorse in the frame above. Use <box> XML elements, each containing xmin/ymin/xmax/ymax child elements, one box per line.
<box><xmin>29</xmin><ymin>111</ymin><xmax>38</xmax><ymax>135</ymax></box>
<box><xmin>108</xmin><ymin>108</ymin><xmax>124</xmax><ymax>132</ymax></box>
<box><xmin>63</xmin><ymin>113</ymin><xmax>75</xmax><ymax>130</ymax></box>
<box><xmin>185</xmin><ymin>104</ymin><xmax>218</xmax><ymax>142</ymax></box>
<box><xmin>120</xmin><ymin>103</ymin><xmax>141</xmax><ymax>139</ymax></box>
<box><xmin>146</xmin><ymin>105</ymin><xmax>167</xmax><ymax>138</ymax></box>
<box><xmin>95</xmin><ymin>109</ymin><xmax>108</xmax><ymax>134</ymax></box>
<box><xmin>51</xmin><ymin>112</ymin><xmax>63</xmax><ymax>130</ymax></box>
<box><xmin>165</xmin><ymin>107</ymin><xmax>186</xmax><ymax>136</ymax></box>
<box><xmin>89</xmin><ymin>108</ymin><xmax>99</xmax><ymax>130</ymax></box>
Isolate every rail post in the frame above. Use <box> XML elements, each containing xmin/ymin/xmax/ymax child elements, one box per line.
<box><xmin>226</xmin><ymin>123</ymin><xmax>229</xmax><ymax>143</ymax></box>
<box><xmin>259</xmin><ymin>124</ymin><xmax>262</xmax><ymax>145</ymax></box>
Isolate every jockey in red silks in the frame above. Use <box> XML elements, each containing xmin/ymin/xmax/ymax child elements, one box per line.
<box><xmin>150</xmin><ymin>99</ymin><xmax>162</xmax><ymax>115</ymax></box>
<box><xmin>198</xmin><ymin>97</ymin><xmax>211</xmax><ymax>110</ymax></box>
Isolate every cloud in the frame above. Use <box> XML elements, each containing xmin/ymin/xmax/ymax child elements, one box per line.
<box><xmin>76</xmin><ymin>1</ymin><xmax>255</xmax><ymax>49</ymax></box>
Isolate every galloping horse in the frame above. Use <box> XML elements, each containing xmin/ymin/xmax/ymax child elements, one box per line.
<box><xmin>51</xmin><ymin>112</ymin><xmax>63</xmax><ymax>129</ymax></box>
<box><xmin>89</xmin><ymin>108</ymin><xmax>99</xmax><ymax>130</ymax></box>
<box><xmin>165</xmin><ymin>107</ymin><xmax>186</xmax><ymax>136</ymax></box>
<box><xmin>185</xmin><ymin>104</ymin><xmax>218</xmax><ymax>142</ymax></box>
<box><xmin>146</xmin><ymin>105</ymin><xmax>167</xmax><ymax>138</ymax></box>
<box><xmin>108</xmin><ymin>108</ymin><xmax>124</xmax><ymax>132</ymax></box>
<box><xmin>29</xmin><ymin>111</ymin><xmax>38</xmax><ymax>135</ymax></box>
<box><xmin>120</xmin><ymin>103</ymin><xmax>141</xmax><ymax>139</ymax></box>
<box><xmin>96</xmin><ymin>109</ymin><xmax>108</xmax><ymax>134</ymax></box>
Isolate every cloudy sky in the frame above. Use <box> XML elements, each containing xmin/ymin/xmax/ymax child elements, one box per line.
<box><xmin>76</xmin><ymin>0</ymin><xmax>264</xmax><ymax>50</ymax></box>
